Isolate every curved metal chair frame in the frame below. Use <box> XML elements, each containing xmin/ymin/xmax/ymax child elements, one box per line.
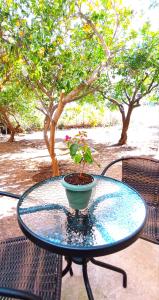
<box><xmin>0</xmin><ymin>287</ymin><xmax>41</xmax><ymax>300</ymax></box>
<box><xmin>101</xmin><ymin>156</ymin><xmax>159</xmax><ymax>244</ymax></box>
<box><xmin>0</xmin><ymin>192</ymin><xmax>62</xmax><ymax>300</ymax></box>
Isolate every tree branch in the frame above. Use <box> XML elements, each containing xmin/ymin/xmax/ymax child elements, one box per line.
<box><xmin>132</xmin><ymin>73</ymin><xmax>149</xmax><ymax>102</ymax></box>
<box><xmin>133</xmin><ymin>102</ymin><xmax>141</xmax><ymax>108</ymax></box>
<box><xmin>107</xmin><ymin>96</ymin><xmax>126</xmax><ymax>121</ymax></box>
<box><xmin>122</xmin><ymin>99</ymin><xmax>129</xmax><ymax>105</ymax></box>
<box><xmin>24</xmin><ymin>76</ymin><xmax>39</xmax><ymax>96</ymax></box>
<box><xmin>141</xmin><ymin>83</ymin><xmax>158</xmax><ymax>98</ymax></box>
<box><xmin>36</xmin><ymin>80</ymin><xmax>54</xmax><ymax>99</ymax></box>
<box><xmin>67</xmin><ymin>87</ymin><xmax>97</xmax><ymax>103</ymax></box>
<box><xmin>110</xmin><ymin>0</ymin><xmax>120</xmax><ymax>43</ymax></box>
<box><xmin>78</xmin><ymin>10</ymin><xmax>111</xmax><ymax>58</ymax></box>
<box><xmin>107</xmin><ymin>96</ymin><xmax>122</xmax><ymax>107</ymax></box>
<box><xmin>25</xmin><ymin>73</ymin><xmax>54</xmax><ymax>113</ymax></box>
<box><xmin>133</xmin><ymin>75</ymin><xmax>159</xmax><ymax>104</ymax></box>
<box><xmin>36</xmin><ymin>106</ymin><xmax>47</xmax><ymax>116</ymax></box>
<box><xmin>124</xmin><ymin>88</ymin><xmax>131</xmax><ymax>102</ymax></box>
<box><xmin>63</xmin><ymin>64</ymin><xmax>104</xmax><ymax>104</ymax></box>
<box><xmin>24</xmin><ymin>76</ymin><xmax>52</xmax><ymax>117</ymax></box>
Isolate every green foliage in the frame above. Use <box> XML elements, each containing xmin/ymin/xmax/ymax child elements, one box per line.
<box><xmin>0</xmin><ymin>82</ymin><xmax>32</xmax><ymax>108</ymax></box>
<box><xmin>99</xmin><ymin>23</ymin><xmax>159</xmax><ymax>106</ymax></box>
<box><xmin>0</xmin><ymin>0</ymin><xmax>133</xmax><ymax>97</ymax></box>
<box><xmin>0</xmin><ymin>79</ymin><xmax>38</xmax><ymax>130</ymax></box>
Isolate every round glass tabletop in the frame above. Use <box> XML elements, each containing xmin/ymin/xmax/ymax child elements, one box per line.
<box><xmin>17</xmin><ymin>175</ymin><xmax>146</xmax><ymax>257</ymax></box>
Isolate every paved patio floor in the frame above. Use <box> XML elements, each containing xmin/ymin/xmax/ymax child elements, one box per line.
<box><xmin>61</xmin><ymin>238</ymin><xmax>159</xmax><ymax>300</ymax></box>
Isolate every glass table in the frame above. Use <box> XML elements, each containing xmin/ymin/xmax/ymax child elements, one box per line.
<box><xmin>17</xmin><ymin>175</ymin><xmax>146</xmax><ymax>300</ymax></box>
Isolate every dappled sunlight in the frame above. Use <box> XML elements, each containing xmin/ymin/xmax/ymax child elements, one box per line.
<box><xmin>0</xmin><ymin>174</ymin><xmax>8</xmax><ymax>180</ymax></box>
<box><xmin>0</xmin><ymin>198</ymin><xmax>17</xmax><ymax>219</ymax></box>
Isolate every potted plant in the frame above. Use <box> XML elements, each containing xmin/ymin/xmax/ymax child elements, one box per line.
<box><xmin>62</xmin><ymin>130</ymin><xmax>99</xmax><ymax>210</ymax></box>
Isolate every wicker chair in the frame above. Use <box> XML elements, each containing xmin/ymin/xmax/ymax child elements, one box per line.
<box><xmin>0</xmin><ymin>192</ymin><xmax>62</xmax><ymax>300</ymax></box>
<box><xmin>101</xmin><ymin>156</ymin><xmax>159</xmax><ymax>244</ymax></box>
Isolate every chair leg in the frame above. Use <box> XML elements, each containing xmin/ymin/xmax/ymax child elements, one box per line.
<box><xmin>90</xmin><ymin>258</ymin><xmax>127</xmax><ymax>288</ymax></box>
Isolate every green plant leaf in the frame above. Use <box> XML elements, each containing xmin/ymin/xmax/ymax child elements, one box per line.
<box><xmin>70</xmin><ymin>143</ymin><xmax>79</xmax><ymax>157</ymax></box>
<box><xmin>84</xmin><ymin>147</ymin><xmax>93</xmax><ymax>163</ymax></box>
<box><xmin>74</xmin><ymin>153</ymin><xmax>83</xmax><ymax>164</ymax></box>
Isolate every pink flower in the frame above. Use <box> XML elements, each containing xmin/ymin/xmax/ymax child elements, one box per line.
<box><xmin>65</xmin><ymin>135</ymin><xmax>71</xmax><ymax>141</ymax></box>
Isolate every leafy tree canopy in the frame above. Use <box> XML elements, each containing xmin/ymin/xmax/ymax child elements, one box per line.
<box><xmin>99</xmin><ymin>23</ymin><xmax>159</xmax><ymax>103</ymax></box>
<box><xmin>0</xmin><ymin>0</ymin><xmax>133</xmax><ymax>100</ymax></box>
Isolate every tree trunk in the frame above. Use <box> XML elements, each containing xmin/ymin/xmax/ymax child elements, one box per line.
<box><xmin>117</xmin><ymin>105</ymin><xmax>133</xmax><ymax>145</ymax></box>
<box><xmin>43</xmin><ymin>113</ymin><xmax>60</xmax><ymax>176</ymax></box>
<box><xmin>117</xmin><ymin>122</ymin><xmax>128</xmax><ymax>145</ymax></box>
<box><xmin>7</xmin><ymin>129</ymin><xmax>16</xmax><ymax>142</ymax></box>
<box><xmin>43</xmin><ymin>115</ymin><xmax>60</xmax><ymax>176</ymax></box>
<box><xmin>47</xmin><ymin>97</ymin><xmax>65</xmax><ymax>176</ymax></box>
<box><xmin>49</xmin><ymin>121</ymin><xmax>60</xmax><ymax>176</ymax></box>
<box><xmin>0</xmin><ymin>108</ymin><xmax>19</xmax><ymax>142</ymax></box>
<box><xmin>43</xmin><ymin>115</ymin><xmax>51</xmax><ymax>152</ymax></box>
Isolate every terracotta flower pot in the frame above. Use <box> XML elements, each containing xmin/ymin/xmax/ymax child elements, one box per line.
<box><xmin>62</xmin><ymin>173</ymin><xmax>96</xmax><ymax>210</ymax></box>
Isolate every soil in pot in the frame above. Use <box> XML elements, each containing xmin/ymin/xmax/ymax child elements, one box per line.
<box><xmin>64</xmin><ymin>173</ymin><xmax>93</xmax><ymax>185</ymax></box>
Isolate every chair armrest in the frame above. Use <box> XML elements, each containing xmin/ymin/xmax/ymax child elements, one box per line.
<box><xmin>0</xmin><ymin>191</ymin><xmax>20</xmax><ymax>199</ymax></box>
<box><xmin>101</xmin><ymin>158</ymin><xmax>123</xmax><ymax>175</ymax></box>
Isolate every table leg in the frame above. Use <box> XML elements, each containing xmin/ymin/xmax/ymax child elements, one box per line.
<box><xmin>90</xmin><ymin>257</ymin><xmax>127</xmax><ymax>288</ymax></box>
<box><xmin>62</xmin><ymin>256</ymin><xmax>127</xmax><ymax>299</ymax></box>
<box><xmin>62</xmin><ymin>257</ymin><xmax>73</xmax><ymax>277</ymax></box>
<box><xmin>82</xmin><ymin>260</ymin><xmax>94</xmax><ymax>300</ymax></box>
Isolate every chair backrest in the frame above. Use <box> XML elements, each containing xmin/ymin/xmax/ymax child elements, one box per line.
<box><xmin>101</xmin><ymin>156</ymin><xmax>159</xmax><ymax>207</ymax></box>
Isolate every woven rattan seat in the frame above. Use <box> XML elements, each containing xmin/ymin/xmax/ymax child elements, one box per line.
<box><xmin>0</xmin><ymin>236</ymin><xmax>62</xmax><ymax>300</ymax></box>
<box><xmin>101</xmin><ymin>156</ymin><xmax>159</xmax><ymax>244</ymax></box>
<box><xmin>0</xmin><ymin>191</ymin><xmax>62</xmax><ymax>300</ymax></box>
